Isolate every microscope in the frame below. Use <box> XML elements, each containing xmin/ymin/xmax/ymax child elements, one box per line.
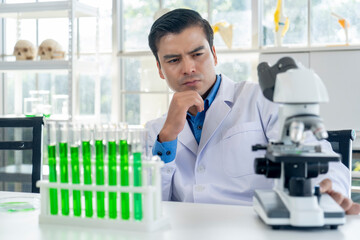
<box><xmin>252</xmin><ymin>57</ymin><xmax>345</xmax><ymax>229</ymax></box>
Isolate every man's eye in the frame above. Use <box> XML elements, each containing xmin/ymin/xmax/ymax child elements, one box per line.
<box><xmin>194</xmin><ymin>53</ymin><xmax>203</xmax><ymax>57</ymax></box>
<box><xmin>168</xmin><ymin>59</ymin><xmax>179</xmax><ymax>63</ymax></box>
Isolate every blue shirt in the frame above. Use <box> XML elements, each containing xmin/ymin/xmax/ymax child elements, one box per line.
<box><xmin>153</xmin><ymin>75</ymin><xmax>221</xmax><ymax>163</ymax></box>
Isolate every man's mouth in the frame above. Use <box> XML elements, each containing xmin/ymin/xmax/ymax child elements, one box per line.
<box><xmin>183</xmin><ymin>80</ymin><xmax>200</xmax><ymax>87</ymax></box>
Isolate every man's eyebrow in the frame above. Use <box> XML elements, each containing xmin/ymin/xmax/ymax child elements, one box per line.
<box><xmin>188</xmin><ymin>46</ymin><xmax>205</xmax><ymax>54</ymax></box>
<box><xmin>163</xmin><ymin>54</ymin><xmax>181</xmax><ymax>60</ymax></box>
<box><xmin>162</xmin><ymin>46</ymin><xmax>205</xmax><ymax>60</ymax></box>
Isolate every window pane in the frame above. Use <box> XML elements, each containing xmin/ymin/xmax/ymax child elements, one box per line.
<box><xmin>311</xmin><ymin>0</ymin><xmax>360</xmax><ymax>46</ymax></box>
<box><xmin>125</xmin><ymin>93</ymin><xmax>168</xmax><ymax>125</ymax></box>
<box><xmin>79</xmin><ymin>18</ymin><xmax>97</xmax><ymax>53</ymax></box>
<box><xmin>6</xmin><ymin>19</ymin><xmax>37</xmax><ymax>56</ymax></box>
<box><xmin>262</xmin><ymin>0</ymin><xmax>307</xmax><ymax>47</ymax></box>
<box><xmin>212</xmin><ymin>0</ymin><xmax>252</xmax><ymax>49</ymax></box>
<box><xmin>3</xmin><ymin>72</ymin><xmax>68</xmax><ymax>116</ymax></box>
<box><xmin>99</xmin><ymin>9</ymin><xmax>113</xmax><ymax>52</ymax></box>
<box><xmin>124</xmin><ymin>56</ymin><xmax>168</xmax><ymax>92</ymax></box>
<box><xmin>38</xmin><ymin>19</ymin><xmax>68</xmax><ymax>54</ymax></box>
<box><xmin>5</xmin><ymin>19</ymin><xmax>18</xmax><ymax>56</ymax></box>
<box><xmin>164</xmin><ymin>0</ymin><xmax>208</xmax><ymax>18</ymax></box>
<box><xmin>216</xmin><ymin>53</ymin><xmax>257</xmax><ymax>82</ymax></box>
<box><xmin>100</xmin><ymin>55</ymin><xmax>112</xmax><ymax>118</ymax></box>
<box><xmin>4</xmin><ymin>74</ymin><xmax>15</xmax><ymax>115</ymax></box>
<box><xmin>123</xmin><ymin>0</ymin><xmax>159</xmax><ymax>51</ymax></box>
<box><xmin>79</xmin><ymin>74</ymin><xmax>95</xmax><ymax>115</ymax></box>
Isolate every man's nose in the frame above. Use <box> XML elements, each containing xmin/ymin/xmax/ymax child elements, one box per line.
<box><xmin>182</xmin><ymin>57</ymin><xmax>196</xmax><ymax>75</ymax></box>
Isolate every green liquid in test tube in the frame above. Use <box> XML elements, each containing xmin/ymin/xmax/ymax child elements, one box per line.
<box><xmin>71</xmin><ymin>146</ymin><xmax>81</xmax><ymax>216</ymax></box>
<box><xmin>82</xmin><ymin>140</ymin><xmax>93</xmax><ymax>217</ymax></box>
<box><xmin>108</xmin><ymin>140</ymin><xmax>117</xmax><ymax>219</ymax></box>
<box><xmin>48</xmin><ymin>144</ymin><xmax>58</xmax><ymax>215</ymax></box>
<box><xmin>133</xmin><ymin>152</ymin><xmax>143</xmax><ymax>221</ymax></box>
<box><xmin>59</xmin><ymin>142</ymin><xmax>69</xmax><ymax>216</ymax></box>
<box><xmin>95</xmin><ymin>139</ymin><xmax>105</xmax><ymax>218</ymax></box>
<box><xmin>70</xmin><ymin>123</ymin><xmax>81</xmax><ymax>217</ymax></box>
<box><xmin>120</xmin><ymin>140</ymin><xmax>130</xmax><ymax>220</ymax></box>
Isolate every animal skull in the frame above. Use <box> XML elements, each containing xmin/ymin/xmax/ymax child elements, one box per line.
<box><xmin>13</xmin><ymin>40</ymin><xmax>36</xmax><ymax>60</ymax></box>
<box><xmin>38</xmin><ymin>39</ymin><xmax>65</xmax><ymax>60</ymax></box>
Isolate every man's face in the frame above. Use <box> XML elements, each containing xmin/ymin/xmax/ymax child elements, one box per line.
<box><xmin>156</xmin><ymin>26</ymin><xmax>218</xmax><ymax>97</ymax></box>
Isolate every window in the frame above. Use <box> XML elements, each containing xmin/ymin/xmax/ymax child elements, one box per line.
<box><xmin>311</xmin><ymin>0</ymin><xmax>360</xmax><ymax>46</ymax></box>
<box><xmin>262</xmin><ymin>0</ymin><xmax>308</xmax><ymax>47</ymax></box>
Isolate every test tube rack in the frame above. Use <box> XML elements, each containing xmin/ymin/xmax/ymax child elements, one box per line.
<box><xmin>36</xmin><ymin>156</ymin><xmax>168</xmax><ymax>231</ymax></box>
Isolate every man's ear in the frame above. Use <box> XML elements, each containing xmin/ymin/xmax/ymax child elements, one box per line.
<box><xmin>157</xmin><ymin>61</ymin><xmax>165</xmax><ymax>79</ymax></box>
<box><xmin>212</xmin><ymin>46</ymin><xmax>218</xmax><ymax>66</ymax></box>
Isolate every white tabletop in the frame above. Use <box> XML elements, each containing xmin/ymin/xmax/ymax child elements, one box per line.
<box><xmin>0</xmin><ymin>191</ymin><xmax>359</xmax><ymax>240</ymax></box>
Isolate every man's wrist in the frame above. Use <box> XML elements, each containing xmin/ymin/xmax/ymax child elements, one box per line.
<box><xmin>159</xmin><ymin>128</ymin><xmax>177</xmax><ymax>142</ymax></box>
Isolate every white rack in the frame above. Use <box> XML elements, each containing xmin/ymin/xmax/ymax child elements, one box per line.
<box><xmin>0</xmin><ymin>0</ymin><xmax>99</xmax><ymax>120</ymax></box>
<box><xmin>0</xmin><ymin>60</ymin><xmax>97</xmax><ymax>73</ymax></box>
<box><xmin>36</xmin><ymin>158</ymin><xmax>168</xmax><ymax>231</ymax></box>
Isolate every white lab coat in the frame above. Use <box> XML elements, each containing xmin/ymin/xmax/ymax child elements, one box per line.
<box><xmin>146</xmin><ymin>74</ymin><xmax>350</xmax><ymax>205</ymax></box>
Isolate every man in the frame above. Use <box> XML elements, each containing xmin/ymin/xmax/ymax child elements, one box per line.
<box><xmin>146</xmin><ymin>8</ymin><xmax>360</xmax><ymax>214</ymax></box>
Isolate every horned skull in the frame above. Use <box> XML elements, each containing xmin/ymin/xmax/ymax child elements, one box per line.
<box><xmin>38</xmin><ymin>39</ymin><xmax>65</xmax><ymax>60</ymax></box>
<box><xmin>13</xmin><ymin>40</ymin><xmax>36</xmax><ymax>60</ymax></box>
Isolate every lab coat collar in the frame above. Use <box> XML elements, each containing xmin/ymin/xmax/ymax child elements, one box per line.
<box><xmin>178</xmin><ymin>74</ymin><xmax>235</xmax><ymax>156</ymax></box>
<box><xmin>178</xmin><ymin>121</ymin><xmax>198</xmax><ymax>155</ymax></box>
<box><xmin>198</xmin><ymin>74</ymin><xmax>234</xmax><ymax>155</ymax></box>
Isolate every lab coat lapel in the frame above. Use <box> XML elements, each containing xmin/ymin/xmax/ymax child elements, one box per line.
<box><xmin>178</xmin><ymin>120</ymin><xmax>198</xmax><ymax>155</ymax></box>
<box><xmin>198</xmin><ymin>75</ymin><xmax>235</xmax><ymax>155</ymax></box>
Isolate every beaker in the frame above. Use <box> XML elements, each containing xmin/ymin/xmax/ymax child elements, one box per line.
<box><xmin>24</xmin><ymin>97</ymin><xmax>41</xmax><ymax>117</ymax></box>
<box><xmin>30</xmin><ymin>90</ymin><xmax>51</xmax><ymax>117</ymax></box>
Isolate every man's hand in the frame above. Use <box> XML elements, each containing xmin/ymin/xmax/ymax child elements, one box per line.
<box><xmin>320</xmin><ymin>178</ymin><xmax>360</xmax><ymax>214</ymax></box>
<box><xmin>159</xmin><ymin>90</ymin><xmax>204</xmax><ymax>142</ymax></box>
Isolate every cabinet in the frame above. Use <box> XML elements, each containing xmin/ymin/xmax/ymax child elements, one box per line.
<box><xmin>0</xmin><ymin>0</ymin><xmax>98</xmax><ymax>120</ymax></box>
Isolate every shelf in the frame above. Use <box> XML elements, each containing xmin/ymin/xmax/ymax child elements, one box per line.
<box><xmin>118</xmin><ymin>45</ymin><xmax>360</xmax><ymax>57</ymax></box>
<box><xmin>0</xmin><ymin>60</ymin><xmax>98</xmax><ymax>73</ymax></box>
<box><xmin>0</xmin><ymin>1</ymin><xmax>97</xmax><ymax>19</ymax></box>
<box><xmin>259</xmin><ymin>45</ymin><xmax>360</xmax><ymax>54</ymax></box>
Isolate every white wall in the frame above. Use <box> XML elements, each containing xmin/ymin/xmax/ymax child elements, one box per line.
<box><xmin>259</xmin><ymin>50</ymin><xmax>360</xmax><ymax>131</ymax></box>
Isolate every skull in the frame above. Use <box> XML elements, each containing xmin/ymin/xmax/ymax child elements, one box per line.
<box><xmin>13</xmin><ymin>40</ymin><xmax>36</xmax><ymax>60</ymax></box>
<box><xmin>38</xmin><ymin>39</ymin><xmax>65</xmax><ymax>60</ymax></box>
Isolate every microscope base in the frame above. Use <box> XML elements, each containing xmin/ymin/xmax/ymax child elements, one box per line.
<box><xmin>253</xmin><ymin>189</ymin><xmax>345</xmax><ymax>229</ymax></box>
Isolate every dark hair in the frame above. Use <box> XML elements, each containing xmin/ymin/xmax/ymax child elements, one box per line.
<box><xmin>148</xmin><ymin>8</ymin><xmax>214</xmax><ymax>64</ymax></box>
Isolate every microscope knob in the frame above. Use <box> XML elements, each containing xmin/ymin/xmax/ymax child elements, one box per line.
<box><xmin>252</xmin><ymin>144</ymin><xmax>267</xmax><ymax>151</ymax></box>
<box><xmin>254</xmin><ymin>157</ymin><xmax>267</xmax><ymax>174</ymax></box>
<box><xmin>314</xmin><ymin>185</ymin><xmax>321</xmax><ymax>202</ymax></box>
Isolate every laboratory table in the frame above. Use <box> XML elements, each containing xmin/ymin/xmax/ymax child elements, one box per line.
<box><xmin>0</xmin><ymin>191</ymin><xmax>359</xmax><ymax>240</ymax></box>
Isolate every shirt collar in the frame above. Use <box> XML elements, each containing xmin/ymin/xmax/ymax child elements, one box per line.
<box><xmin>204</xmin><ymin>74</ymin><xmax>221</xmax><ymax>110</ymax></box>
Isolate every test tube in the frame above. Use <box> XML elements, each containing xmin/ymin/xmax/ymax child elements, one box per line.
<box><xmin>129</xmin><ymin>127</ymin><xmax>147</xmax><ymax>221</ymax></box>
<box><xmin>82</xmin><ymin>124</ymin><xmax>93</xmax><ymax>217</ymax></box>
<box><xmin>59</xmin><ymin>122</ymin><xmax>69</xmax><ymax>216</ymax></box>
<box><xmin>107</xmin><ymin>123</ymin><xmax>117</xmax><ymax>219</ymax></box>
<box><xmin>47</xmin><ymin>122</ymin><xmax>58</xmax><ymax>215</ymax></box>
<box><xmin>128</xmin><ymin>126</ymin><xmax>148</xmax><ymax>156</ymax></box>
<box><xmin>95</xmin><ymin>124</ymin><xmax>105</xmax><ymax>218</ymax></box>
<box><xmin>69</xmin><ymin>123</ymin><xmax>81</xmax><ymax>217</ymax></box>
<box><xmin>133</xmin><ymin>152</ymin><xmax>143</xmax><ymax>221</ymax></box>
<box><xmin>118</xmin><ymin>123</ymin><xmax>130</xmax><ymax>220</ymax></box>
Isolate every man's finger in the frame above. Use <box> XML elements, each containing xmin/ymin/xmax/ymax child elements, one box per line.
<box><xmin>340</xmin><ymin>197</ymin><xmax>353</xmax><ymax>212</ymax></box>
<box><xmin>346</xmin><ymin>202</ymin><xmax>360</xmax><ymax>215</ymax></box>
<box><xmin>319</xmin><ymin>178</ymin><xmax>332</xmax><ymax>193</ymax></box>
<box><xmin>329</xmin><ymin>191</ymin><xmax>345</xmax><ymax>205</ymax></box>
